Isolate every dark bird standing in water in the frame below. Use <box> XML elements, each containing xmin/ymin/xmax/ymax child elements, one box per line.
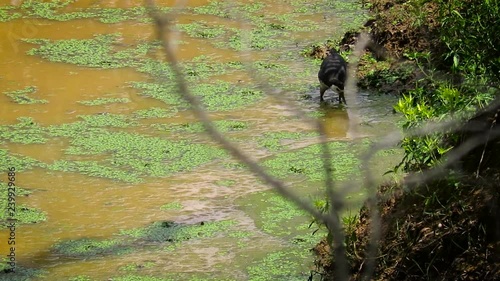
<box><xmin>318</xmin><ymin>49</ymin><xmax>347</xmax><ymax>104</ymax></box>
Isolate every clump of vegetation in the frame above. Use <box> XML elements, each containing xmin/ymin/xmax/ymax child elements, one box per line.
<box><xmin>24</xmin><ymin>34</ymin><xmax>152</xmax><ymax>68</ymax></box>
<box><xmin>54</xmin><ymin>238</ymin><xmax>125</xmax><ymax>256</ymax></box>
<box><xmin>78</xmin><ymin>97</ymin><xmax>130</xmax><ymax>106</ymax></box>
<box><xmin>0</xmin><ymin>183</ymin><xmax>46</xmax><ymax>227</ymax></box>
<box><xmin>159</xmin><ymin>202</ymin><xmax>183</xmax><ymax>211</ymax></box>
<box><xmin>256</xmin><ymin>131</ymin><xmax>318</xmax><ymax>151</ymax></box>
<box><xmin>0</xmin><ymin>117</ymin><xmax>47</xmax><ymax>144</ymax></box>
<box><xmin>4</xmin><ymin>86</ymin><xmax>49</xmax><ymax>105</ymax></box>
<box><xmin>0</xmin><ymin>6</ymin><xmax>21</xmax><ymax>21</ymax></box>
<box><xmin>121</xmin><ymin>220</ymin><xmax>236</xmax><ymax>242</ymax></box>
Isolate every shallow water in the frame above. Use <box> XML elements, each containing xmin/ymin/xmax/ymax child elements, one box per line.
<box><xmin>0</xmin><ymin>1</ymin><xmax>400</xmax><ymax>280</ymax></box>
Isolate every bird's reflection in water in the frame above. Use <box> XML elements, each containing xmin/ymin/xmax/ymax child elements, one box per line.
<box><xmin>318</xmin><ymin>102</ymin><xmax>350</xmax><ymax>139</ymax></box>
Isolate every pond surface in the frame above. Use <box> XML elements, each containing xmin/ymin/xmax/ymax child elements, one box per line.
<box><xmin>0</xmin><ymin>1</ymin><xmax>400</xmax><ymax>280</ymax></box>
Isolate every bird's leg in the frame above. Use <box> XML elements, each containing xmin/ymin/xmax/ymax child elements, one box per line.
<box><xmin>319</xmin><ymin>83</ymin><xmax>329</xmax><ymax>101</ymax></box>
<box><xmin>339</xmin><ymin>90</ymin><xmax>346</xmax><ymax>104</ymax></box>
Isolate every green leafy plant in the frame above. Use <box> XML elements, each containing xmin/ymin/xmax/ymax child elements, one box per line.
<box><xmin>394</xmin><ymin>82</ymin><xmax>494</xmax><ymax>171</ymax></box>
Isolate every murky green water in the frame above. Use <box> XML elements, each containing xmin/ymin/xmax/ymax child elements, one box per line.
<box><xmin>0</xmin><ymin>1</ymin><xmax>400</xmax><ymax>280</ymax></box>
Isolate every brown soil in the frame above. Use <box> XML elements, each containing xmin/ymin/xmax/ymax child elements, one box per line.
<box><xmin>314</xmin><ymin>174</ymin><xmax>500</xmax><ymax>280</ymax></box>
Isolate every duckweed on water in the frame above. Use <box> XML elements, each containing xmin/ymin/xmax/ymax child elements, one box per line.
<box><xmin>192</xmin><ymin>1</ymin><xmax>265</xmax><ymax>18</ymax></box>
<box><xmin>166</xmin><ymin>120</ymin><xmax>248</xmax><ymax>133</ymax></box>
<box><xmin>118</xmin><ymin>261</ymin><xmax>156</xmax><ymax>272</ymax></box>
<box><xmin>194</xmin><ymin>81</ymin><xmax>264</xmax><ymax>111</ymax></box>
<box><xmin>131</xmin><ymin>81</ymin><xmax>181</xmax><ymax>105</ymax></box>
<box><xmin>219</xmin><ymin>27</ymin><xmax>285</xmax><ymax>51</ymax></box>
<box><xmin>121</xmin><ymin>220</ymin><xmax>236</xmax><ymax>242</ymax></box>
<box><xmin>247</xmin><ymin>249</ymin><xmax>310</xmax><ymax>281</ymax></box>
<box><xmin>4</xmin><ymin>86</ymin><xmax>49</xmax><ymax>105</ymax></box>
<box><xmin>18</xmin><ymin>1</ymin><xmax>161</xmax><ymax>23</ymax></box>
<box><xmin>182</xmin><ymin>56</ymin><xmax>235</xmax><ymax>81</ymax></box>
<box><xmin>78</xmin><ymin>97</ymin><xmax>130</xmax><ymax>106</ymax></box>
<box><xmin>55</xmin><ymin>220</ymin><xmax>235</xmax><ymax>259</ymax></box>
<box><xmin>241</xmin><ymin>192</ymin><xmax>307</xmax><ymax>236</ymax></box>
<box><xmin>0</xmin><ymin>265</ymin><xmax>41</xmax><ymax>280</ymax></box>
<box><xmin>54</xmin><ymin>237</ymin><xmax>127</xmax><ymax>257</ymax></box>
<box><xmin>262</xmin><ymin>141</ymin><xmax>361</xmax><ymax>182</ymax></box>
<box><xmin>0</xmin><ymin>182</ymin><xmax>46</xmax><ymax>227</ymax></box>
<box><xmin>270</xmin><ymin>14</ymin><xmax>318</xmax><ymax>32</ymax></box>
<box><xmin>47</xmin><ymin>160</ymin><xmax>142</xmax><ymax>183</ymax></box>
<box><xmin>136</xmin><ymin>59</ymin><xmax>174</xmax><ymax>78</ymax></box>
<box><xmin>0</xmin><ymin>149</ymin><xmax>41</xmax><ymax>171</ymax></box>
<box><xmin>256</xmin><ymin>131</ymin><xmax>318</xmax><ymax>151</ymax></box>
<box><xmin>215</xmin><ymin>179</ymin><xmax>236</xmax><ymax>187</ymax></box>
<box><xmin>69</xmin><ymin>276</ymin><xmax>92</xmax><ymax>281</ymax></box>
<box><xmin>133</xmin><ymin>107</ymin><xmax>178</xmax><ymax>119</ymax></box>
<box><xmin>46</xmin><ymin>121</ymin><xmax>106</xmax><ymax>138</ymax></box>
<box><xmin>191</xmin><ymin>1</ymin><xmax>230</xmax><ymax>18</ymax></box>
<box><xmin>63</xmin><ymin>131</ymin><xmax>226</xmax><ymax>180</ymax></box>
<box><xmin>160</xmin><ymin>201</ymin><xmax>183</xmax><ymax>211</ymax></box>
<box><xmin>24</xmin><ymin>34</ymin><xmax>149</xmax><ymax>69</ymax></box>
<box><xmin>133</xmin><ymin>80</ymin><xmax>263</xmax><ymax>111</ymax></box>
<box><xmin>113</xmin><ymin>275</ymin><xmax>174</xmax><ymax>281</ymax></box>
<box><xmin>177</xmin><ymin>22</ymin><xmax>226</xmax><ymax>39</ymax></box>
<box><xmin>0</xmin><ymin>6</ymin><xmax>21</xmax><ymax>21</ymax></box>
<box><xmin>20</xmin><ymin>0</ymin><xmax>73</xmax><ymax>19</ymax></box>
<box><xmin>0</xmin><ymin>117</ymin><xmax>47</xmax><ymax>144</ymax></box>
<box><xmin>78</xmin><ymin>113</ymin><xmax>138</xmax><ymax>128</ymax></box>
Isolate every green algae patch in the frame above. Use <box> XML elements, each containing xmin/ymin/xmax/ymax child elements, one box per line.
<box><xmin>78</xmin><ymin>113</ymin><xmax>138</xmax><ymax>128</ymax></box>
<box><xmin>177</xmin><ymin>22</ymin><xmax>226</xmax><ymax>39</ymax></box>
<box><xmin>0</xmin><ymin>117</ymin><xmax>47</xmax><ymax>144</ymax></box>
<box><xmin>113</xmin><ymin>275</ymin><xmax>174</xmax><ymax>281</ymax></box>
<box><xmin>195</xmin><ymin>81</ymin><xmax>264</xmax><ymax>111</ymax></box>
<box><xmin>18</xmin><ymin>1</ymin><xmax>159</xmax><ymax>23</ymax></box>
<box><xmin>47</xmin><ymin>160</ymin><xmax>142</xmax><ymax>183</ymax></box>
<box><xmin>182</xmin><ymin>56</ymin><xmax>236</xmax><ymax>81</ymax></box>
<box><xmin>62</xmin><ymin>131</ymin><xmax>226</xmax><ymax>180</ymax></box>
<box><xmin>166</xmin><ymin>120</ymin><xmax>248</xmax><ymax>134</ymax></box>
<box><xmin>46</xmin><ymin>121</ymin><xmax>106</xmax><ymax>138</ymax></box>
<box><xmin>4</xmin><ymin>86</ymin><xmax>48</xmax><ymax>105</ymax></box>
<box><xmin>0</xmin><ymin>264</ymin><xmax>41</xmax><ymax>280</ymax></box>
<box><xmin>135</xmin><ymin>58</ymin><xmax>175</xmax><ymax>78</ymax></box>
<box><xmin>192</xmin><ymin>1</ymin><xmax>265</xmax><ymax>18</ymax></box>
<box><xmin>78</xmin><ymin>97</ymin><xmax>130</xmax><ymax>106</ymax></box>
<box><xmin>0</xmin><ymin>149</ymin><xmax>42</xmax><ymax>172</ymax></box>
<box><xmin>53</xmin><ymin>237</ymin><xmax>128</xmax><ymax>257</ymax></box>
<box><xmin>131</xmin><ymin>81</ymin><xmax>182</xmax><ymax>105</ymax></box>
<box><xmin>270</xmin><ymin>14</ymin><xmax>319</xmax><ymax>32</ymax></box>
<box><xmin>218</xmin><ymin>27</ymin><xmax>285</xmax><ymax>51</ymax></box>
<box><xmin>133</xmin><ymin>107</ymin><xmax>178</xmax><ymax>119</ymax></box>
<box><xmin>119</xmin><ymin>261</ymin><xmax>156</xmax><ymax>272</ymax></box>
<box><xmin>133</xmin><ymin>80</ymin><xmax>263</xmax><ymax>112</ymax></box>
<box><xmin>121</xmin><ymin>220</ymin><xmax>236</xmax><ymax>242</ymax></box>
<box><xmin>0</xmin><ymin>6</ymin><xmax>21</xmax><ymax>21</ymax></box>
<box><xmin>247</xmin><ymin>248</ymin><xmax>312</xmax><ymax>281</ymax></box>
<box><xmin>24</xmin><ymin>34</ymin><xmax>149</xmax><ymax>68</ymax></box>
<box><xmin>256</xmin><ymin>131</ymin><xmax>319</xmax><ymax>151</ymax></box>
<box><xmin>160</xmin><ymin>202</ymin><xmax>183</xmax><ymax>211</ymax></box>
<box><xmin>0</xmin><ymin>183</ymin><xmax>46</xmax><ymax>227</ymax></box>
<box><xmin>262</xmin><ymin>141</ymin><xmax>361</xmax><ymax>182</ymax></box>
<box><xmin>20</xmin><ymin>0</ymin><xmax>74</xmax><ymax>19</ymax></box>
<box><xmin>14</xmin><ymin>205</ymin><xmax>47</xmax><ymax>225</ymax></box>
<box><xmin>88</xmin><ymin>7</ymin><xmax>147</xmax><ymax>23</ymax></box>
<box><xmin>239</xmin><ymin>191</ymin><xmax>308</xmax><ymax>237</ymax></box>
<box><xmin>215</xmin><ymin>179</ymin><xmax>236</xmax><ymax>187</ymax></box>
<box><xmin>69</xmin><ymin>276</ymin><xmax>92</xmax><ymax>281</ymax></box>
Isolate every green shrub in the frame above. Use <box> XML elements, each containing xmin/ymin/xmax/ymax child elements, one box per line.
<box><xmin>394</xmin><ymin>82</ymin><xmax>495</xmax><ymax>171</ymax></box>
<box><xmin>437</xmin><ymin>0</ymin><xmax>500</xmax><ymax>78</ymax></box>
